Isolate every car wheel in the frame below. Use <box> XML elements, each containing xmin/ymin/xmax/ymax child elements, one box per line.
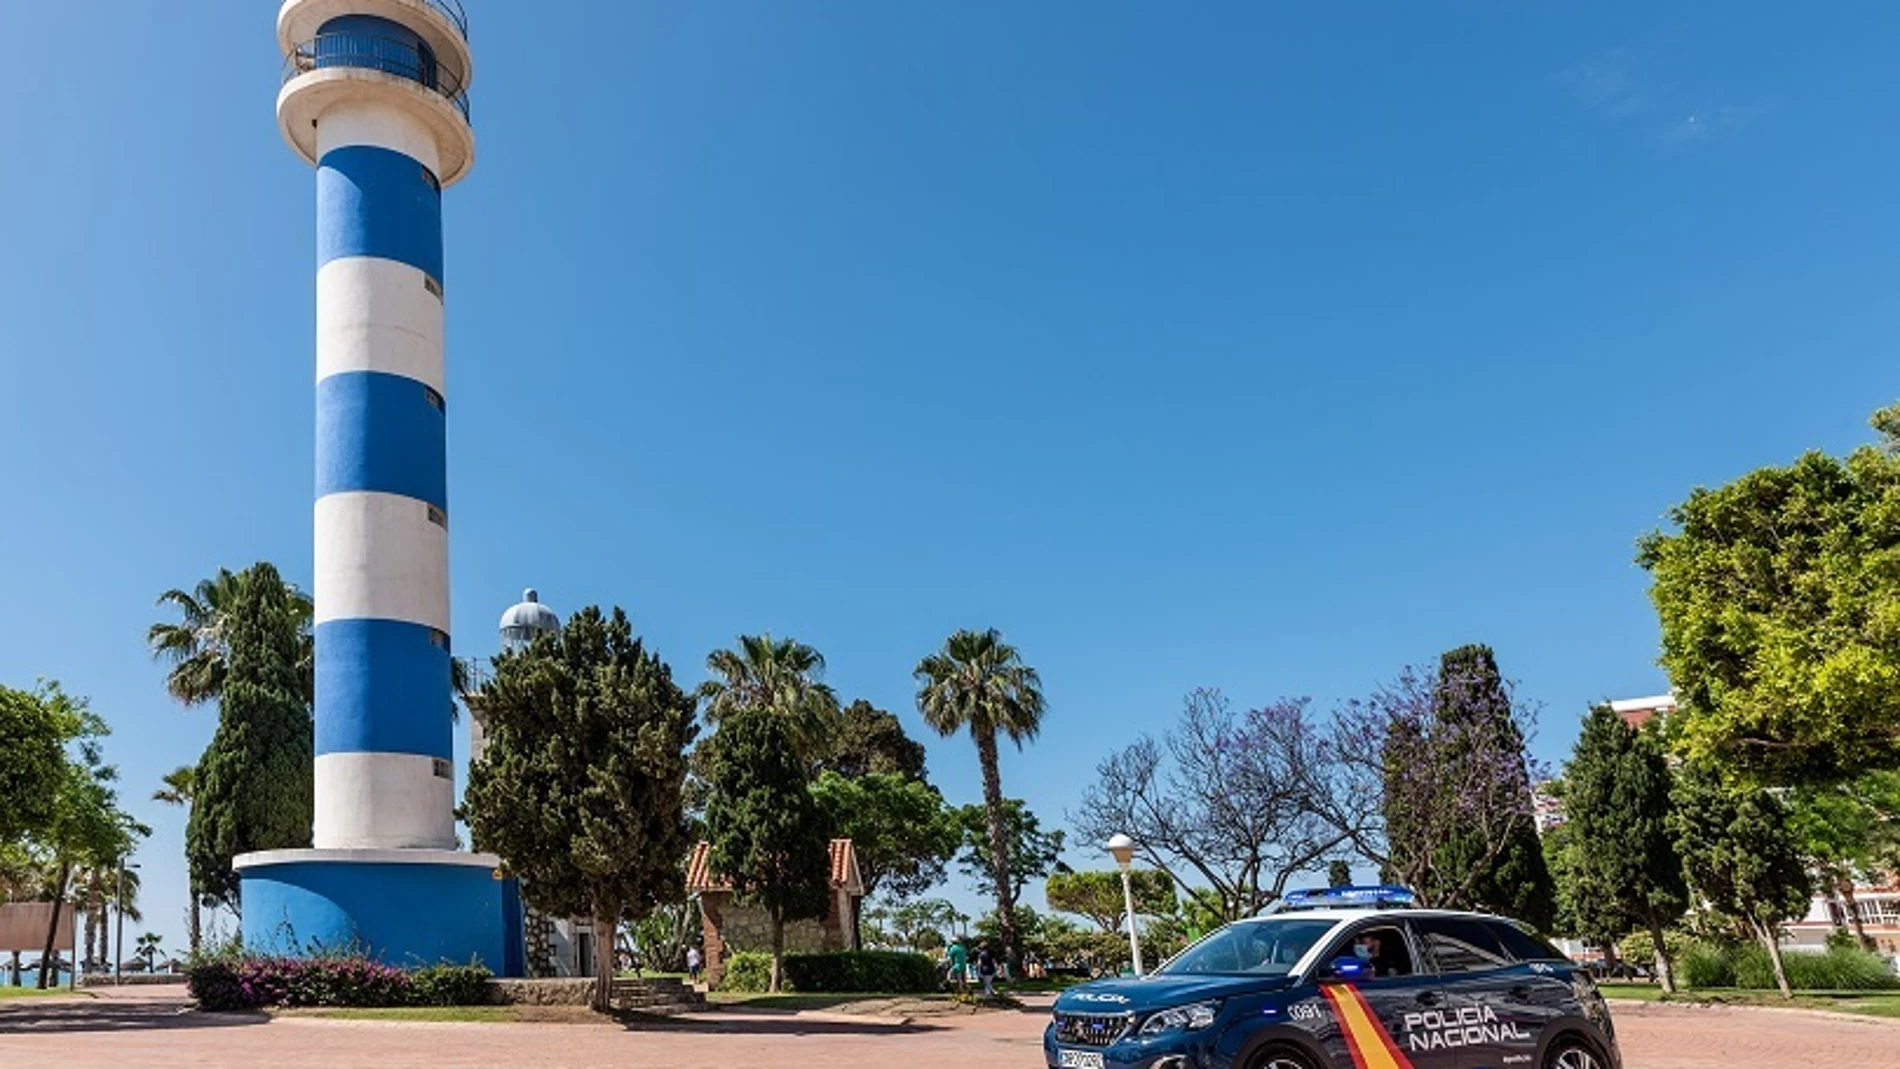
<box><xmin>1252</xmin><ymin>1047</ymin><xmax>1319</xmax><ymax>1069</ymax></box>
<box><xmin>1544</xmin><ymin>1038</ymin><xmax>1606</xmax><ymax>1069</ymax></box>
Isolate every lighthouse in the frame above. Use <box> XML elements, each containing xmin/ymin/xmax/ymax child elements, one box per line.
<box><xmin>236</xmin><ymin>0</ymin><xmax>512</xmax><ymax>971</ymax></box>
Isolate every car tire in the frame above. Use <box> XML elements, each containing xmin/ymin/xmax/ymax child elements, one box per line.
<box><xmin>1250</xmin><ymin>1046</ymin><xmax>1320</xmax><ymax>1069</ymax></box>
<box><xmin>1543</xmin><ymin>1036</ymin><xmax>1607</xmax><ymax>1069</ymax></box>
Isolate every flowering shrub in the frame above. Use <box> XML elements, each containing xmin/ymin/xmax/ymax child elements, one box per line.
<box><xmin>186</xmin><ymin>956</ymin><xmax>492</xmax><ymax>1011</ymax></box>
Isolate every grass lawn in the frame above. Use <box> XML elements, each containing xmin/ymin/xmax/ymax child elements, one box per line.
<box><xmin>0</xmin><ymin>987</ymin><xmax>89</xmax><ymax>1000</ymax></box>
<box><xmin>1599</xmin><ymin>982</ymin><xmax>1900</xmax><ymax>1019</ymax></box>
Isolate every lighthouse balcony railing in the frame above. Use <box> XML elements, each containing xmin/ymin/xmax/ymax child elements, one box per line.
<box><xmin>284</xmin><ymin>33</ymin><xmax>471</xmax><ymax>123</ymax></box>
<box><xmin>425</xmin><ymin>0</ymin><xmax>470</xmax><ymax>39</ymax></box>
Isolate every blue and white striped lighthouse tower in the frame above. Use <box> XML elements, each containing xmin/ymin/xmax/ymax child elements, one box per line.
<box><xmin>236</xmin><ymin>0</ymin><xmax>514</xmax><ymax>972</ymax></box>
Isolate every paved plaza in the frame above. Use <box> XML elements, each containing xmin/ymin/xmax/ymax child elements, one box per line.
<box><xmin>3</xmin><ymin>986</ymin><xmax>1897</xmax><ymax>1069</ymax></box>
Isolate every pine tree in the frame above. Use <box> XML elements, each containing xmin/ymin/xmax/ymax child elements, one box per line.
<box><xmin>463</xmin><ymin>606</ymin><xmax>697</xmax><ymax>1012</ymax></box>
<box><xmin>185</xmin><ymin>563</ymin><xmax>313</xmax><ymax>909</ymax></box>
<box><xmin>1670</xmin><ymin>764</ymin><xmax>1812</xmax><ymax>998</ymax></box>
<box><xmin>704</xmin><ymin>707</ymin><xmax>832</xmax><ymax>993</ymax></box>
<box><xmin>1561</xmin><ymin>708</ymin><xmax>1688</xmax><ymax>990</ymax></box>
<box><xmin>1386</xmin><ymin>645</ymin><xmax>1554</xmax><ymax>925</ymax></box>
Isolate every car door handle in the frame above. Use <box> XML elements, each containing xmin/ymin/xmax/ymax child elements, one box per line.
<box><xmin>1415</xmin><ymin>991</ymin><xmax>1442</xmax><ymax>1006</ymax></box>
<box><xmin>1509</xmin><ymin>985</ymin><xmax>1531</xmax><ymax>1000</ymax></box>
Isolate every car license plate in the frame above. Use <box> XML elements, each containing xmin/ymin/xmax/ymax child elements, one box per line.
<box><xmin>1058</xmin><ymin>1051</ymin><xmax>1104</xmax><ymax>1069</ymax></box>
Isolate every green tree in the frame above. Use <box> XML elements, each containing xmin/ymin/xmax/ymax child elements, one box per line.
<box><xmin>703</xmin><ymin>708</ymin><xmax>832</xmax><ymax>992</ymax></box>
<box><xmin>151</xmin><ymin>766</ymin><xmax>201</xmax><ymax>955</ymax></box>
<box><xmin>135</xmin><ymin>932</ymin><xmax>162</xmax><ymax>972</ymax></box>
<box><xmin>28</xmin><ymin>702</ymin><xmax>144</xmax><ymax>988</ymax></box>
<box><xmin>185</xmin><ymin>563</ymin><xmax>314</xmax><ymax>908</ymax></box>
<box><xmin>698</xmin><ymin>634</ymin><xmax>841</xmax><ymax>762</ymax></box>
<box><xmin>1560</xmin><ymin>709</ymin><xmax>1689</xmax><ymax>989</ymax></box>
<box><xmin>821</xmin><ymin>700</ymin><xmax>929</xmax><ymax>780</ymax></box>
<box><xmin>1638</xmin><ymin>405</ymin><xmax>1900</xmax><ymax>783</ymax></box>
<box><xmin>810</xmin><ymin>771</ymin><xmax>959</xmax><ymax>902</ymax></box>
<box><xmin>1670</xmin><ymin>763</ymin><xmax>1812</xmax><ymax>997</ymax></box>
<box><xmin>0</xmin><ymin>683</ymin><xmax>89</xmax><ymax>846</ymax></box>
<box><xmin>1542</xmin><ymin>821</ymin><xmax>1632</xmax><ymax>970</ymax></box>
<box><xmin>464</xmin><ymin>606</ymin><xmax>697</xmax><ymax>1011</ymax></box>
<box><xmin>1785</xmin><ymin>771</ymin><xmax>1900</xmax><ymax>951</ymax></box>
<box><xmin>147</xmin><ymin>565</ymin><xmax>314</xmax><ymax>707</ymax></box>
<box><xmin>915</xmin><ymin>628</ymin><xmax>1047</xmax><ymax>970</ymax></box>
<box><xmin>952</xmin><ymin>799</ymin><xmax>1065</xmax><ymax>903</ymax></box>
<box><xmin>1416</xmin><ymin>645</ymin><xmax>1555</xmax><ymax>928</ymax></box>
<box><xmin>1327</xmin><ymin>860</ymin><xmax>1353</xmax><ymax>888</ymax></box>
<box><xmin>1045</xmin><ymin>869</ymin><xmax>1177</xmax><ymax>932</ymax></box>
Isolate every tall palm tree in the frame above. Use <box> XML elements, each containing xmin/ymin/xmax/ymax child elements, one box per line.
<box><xmin>699</xmin><ymin>634</ymin><xmax>841</xmax><ymax>760</ymax></box>
<box><xmin>148</xmin><ymin>566</ymin><xmax>314</xmax><ymax>707</ymax></box>
<box><xmin>152</xmin><ymin>766</ymin><xmax>200</xmax><ymax>955</ymax></box>
<box><xmin>914</xmin><ymin>629</ymin><xmax>1046</xmax><ymax>972</ymax></box>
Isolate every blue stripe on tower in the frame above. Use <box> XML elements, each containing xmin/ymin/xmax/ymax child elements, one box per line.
<box><xmin>315</xmin><ymin>371</ymin><xmax>447</xmax><ymax>509</ymax></box>
<box><xmin>318</xmin><ymin>144</ymin><xmax>444</xmax><ymax>283</ymax></box>
<box><xmin>314</xmin><ymin>618</ymin><xmax>453</xmax><ymax>759</ymax></box>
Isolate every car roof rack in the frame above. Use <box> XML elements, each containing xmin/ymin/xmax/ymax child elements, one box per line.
<box><xmin>1264</xmin><ymin>885</ymin><xmax>1418</xmax><ymax>914</ymax></box>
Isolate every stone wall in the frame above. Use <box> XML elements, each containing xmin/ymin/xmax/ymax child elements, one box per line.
<box><xmin>485</xmin><ymin>978</ymin><xmax>595</xmax><ymax>1005</ymax></box>
<box><xmin>700</xmin><ymin>890</ymin><xmax>850</xmax><ymax>988</ymax></box>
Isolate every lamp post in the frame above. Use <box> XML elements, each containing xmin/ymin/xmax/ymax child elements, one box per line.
<box><xmin>113</xmin><ymin>860</ymin><xmax>138</xmax><ymax>985</ymax></box>
<box><xmin>1105</xmin><ymin>834</ymin><xmax>1143</xmax><ymax>976</ymax></box>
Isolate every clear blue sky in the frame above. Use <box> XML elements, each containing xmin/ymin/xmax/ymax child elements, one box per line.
<box><xmin>5</xmin><ymin>1</ymin><xmax>1899</xmax><ymax>953</ymax></box>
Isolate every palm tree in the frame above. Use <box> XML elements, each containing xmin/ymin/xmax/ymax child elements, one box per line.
<box><xmin>148</xmin><ymin>566</ymin><xmax>314</xmax><ymax>707</ymax></box>
<box><xmin>135</xmin><ymin>932</ymin><xmax>162</xmax><ymax>973</ymax></box>
<box><xmin>914</xmin><ymin>629</ymin><xmax>1046</xmax><ymax>973</ymax></box>
<box><xmin>699</xmin><ymin>634</ymin><xmax>841</xmax><ymax>760</ymax></box>
<box><xmin>152</xmin><ymin>766</ymin><xmax>200</xmax><ymax>955</ymax></box>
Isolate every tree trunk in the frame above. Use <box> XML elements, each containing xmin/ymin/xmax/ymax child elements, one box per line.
<box><xmin>1838</xmin><ymin>877</ymin><xmax>1875</xmax><ymax>952</ymax></box>
<box><xmin>1645</xmin><ymin>908</ymin><xmax>1676</xmax><ymax>993</ymax></box>
<box><xmin>38</xmin><ymin>864</ymin><xmax>70</xmax><ymax>990</ymax></box>
<box><xmin>82</xmin><ymin>876</ymin><xmax>98</xmax><ymax>975</ymax></box>
<box><xmin>7</xmin><ymin>950</ymin><xmax>19</xmax><ymax>987</ymax></box>
<box><xmin>589</xmin><ymin>903</ymin><xmax>617</xmax><ymax>1014</ymax></box>
<box><xmin>1754</xmin><ymin>918</ymin><xmax>1793</xmax><ymax>999</ymax></box>
<box><xmin>770</xmin><ymin>911</ymin><xmax>786</xmax><ymax>993</ymax></box>
<box><xmin>188</xmin><ymin>895</ymin><xmax>202</xmax><ymax>958</ymax></box>
<box><xmin>974</xmin><ymin>727</ymin><xmax>1017</xmax><ymax>975</ymax></box>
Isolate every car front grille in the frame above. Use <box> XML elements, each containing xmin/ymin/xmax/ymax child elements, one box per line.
<box><xmin>1053</xmin><ymin>1010</ymin><xmax>1134</xmax><ymax>1048</ymax></box>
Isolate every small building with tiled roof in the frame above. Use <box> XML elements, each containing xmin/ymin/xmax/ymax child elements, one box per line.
<box><xmin>686</xmin><ymin>839</ymin><xmax>865</xmax><ymax>988</ymax></box>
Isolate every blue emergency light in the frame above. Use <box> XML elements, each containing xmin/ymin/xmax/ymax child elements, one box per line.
<box><xmin>1271</xmin><ymin>885</ymin><xmax>1418</xmax><ymax>912</ymax></box>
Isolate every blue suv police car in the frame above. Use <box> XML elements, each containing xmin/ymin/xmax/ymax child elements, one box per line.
<box><xmin>1046</xmin><ymin>886</ymin><xmax>1619</xmax><ymax>1069</ymax></box>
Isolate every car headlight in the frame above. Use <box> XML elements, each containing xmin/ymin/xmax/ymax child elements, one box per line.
<box><xmin>1137</xmin><ymin>1000</ymin><xmax>1221</xmax><ymax>1037</ymax></box>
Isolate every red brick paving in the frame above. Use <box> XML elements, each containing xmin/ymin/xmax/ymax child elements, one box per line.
<box><xmin>3</xmin><ymin>988</ymin><xmax>1896</xmax><ymax>1068</ymax></box>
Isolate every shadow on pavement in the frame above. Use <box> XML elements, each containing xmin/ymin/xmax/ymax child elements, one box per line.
<box><xmin>617</xmin><ymin>1011</ymin><xmax>943</xmax><ymax>1037</ymax></box>
<box><xmin>0</xmin><ymin>999</ymin><xmax>268</xmax><ymax>1035</ymax></box>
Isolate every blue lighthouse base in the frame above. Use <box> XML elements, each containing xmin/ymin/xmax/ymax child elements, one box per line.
<box><xmin>235</xmin><ymin>849</ymin><xmax>523</xmax><ymax>976</ymax></box>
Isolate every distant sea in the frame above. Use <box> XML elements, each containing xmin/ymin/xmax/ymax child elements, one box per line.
<box><xmin>5</xmin><ymin>966</ymin><xmax>77</xmax><ymax>988</ymax></box>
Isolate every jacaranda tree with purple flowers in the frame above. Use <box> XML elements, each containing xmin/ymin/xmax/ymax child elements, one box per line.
<box><xmin>1309</xmin><ymin>651</ymin><xmax>1551</xmax><ymax>922</ymax></box>
<box><xmin>1072</xmin><ymin>688</ymin><xmax>1349</xmax><ymax>922</ymax></box>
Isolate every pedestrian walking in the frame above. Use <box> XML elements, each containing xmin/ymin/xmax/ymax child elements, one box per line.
<box><xmin>686</xmin><ymin>945</ymin><xmax>703</xmax><ymax>985</ymax></box>
<box><xmin>947</xmin><ymin>937</ymin><xmax>969</xmax><ymax>997</ymax></box>
<box><xmin>977</xmin><ymin>941</ymin><xmax>998</xmax><ymax>998</ymax></box>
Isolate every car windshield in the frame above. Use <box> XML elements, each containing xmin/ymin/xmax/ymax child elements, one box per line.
<box><xmin>1156</xmin><ymin>918</ymin><xmax>1339</xmax><ymax>976</ymax></box>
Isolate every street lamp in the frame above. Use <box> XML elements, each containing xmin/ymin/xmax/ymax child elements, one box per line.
<box><xmin>1104</xmin><ymin>833</ymin><xmax>1144</xmax><ymax>976</ymax></box>
<box><xmin>114</xmin><ymin>859</ymin><xmax>139</xmax><ymax>986</ymax></box>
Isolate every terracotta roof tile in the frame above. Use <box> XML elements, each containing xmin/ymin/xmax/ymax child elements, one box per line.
<box><xmin>686</xmin><ymin>839</ymin><xmax>863</xmax><ymax>895</ymax></box>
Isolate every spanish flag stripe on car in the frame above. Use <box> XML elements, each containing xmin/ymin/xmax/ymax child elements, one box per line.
<box><xmin>1320</xmin><ymin>984</ymin><xmax>1415</xmax><ymax>1069</ymax></box>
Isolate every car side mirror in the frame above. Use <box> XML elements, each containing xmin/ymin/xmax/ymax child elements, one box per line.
<box><xmin>1323</xmin><ymin>956</ymin><xmax>1369</xmax><ymax>981</ymax></box>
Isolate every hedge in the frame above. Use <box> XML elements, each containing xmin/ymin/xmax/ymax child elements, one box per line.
<box><xmin>187</xmin><ymin>957</ymin><xmax>493</xmax><ymax>1011</ymax></box>
<box><xmin>1677</xmin><ymin>943</ymin><xmax>1899</xmax><ymax>992</ymax></box>
<box><xmin>717</xmin><ymin>950</ymin><xmax>939</xmax><ymax>993</ymax></box>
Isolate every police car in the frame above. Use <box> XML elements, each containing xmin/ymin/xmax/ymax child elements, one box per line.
<box><xmin>1045</xmin><ymin>886</ymin><xmax>1619</xmax><ymax>1069</ymax></box>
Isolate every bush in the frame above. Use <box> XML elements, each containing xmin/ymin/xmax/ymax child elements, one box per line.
<box><xmin>1676</xmin><ymin>942</ymin><xmax>1899</xmax><ymax>992</ymax></box>
<box><xmin>410</xmin><ymin>963</ymin><xmax>494</xmax><ymax>1006</ymax></box>
<box><xmin>1677</xmin><ymin>944</ymin><xmax>1735</xmax><ymax>989</ymax></box>
<box><xmin>184</xmin><ymin>956</ymin><xmax>493</xmax><ymax>1011</ymax></box>
<box><xmin>1617</xmin><ymin>929</ymin><xmax>1692</xmax><ymax>971</ymax></box>
<box><xmin>718</xmin><ymin>952</ymin><xmax>776</xmax><ymax>993</ymax></box>
<box><xmin>782</xmin><ymin>951</ymin><xmax>939</xmax><ymax>993</ymax></box>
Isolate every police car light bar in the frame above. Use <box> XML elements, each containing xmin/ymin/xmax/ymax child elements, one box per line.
<box><xmin>1270</xmin><ymin>885</ymin><xmax>1418</xmax><ymax>912</ymax></box>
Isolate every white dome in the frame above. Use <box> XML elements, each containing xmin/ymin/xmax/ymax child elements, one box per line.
<box><xmin>498</xmin><ymin>588</ymin><xmax>559</xmax><ymax>646</ymax></box>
